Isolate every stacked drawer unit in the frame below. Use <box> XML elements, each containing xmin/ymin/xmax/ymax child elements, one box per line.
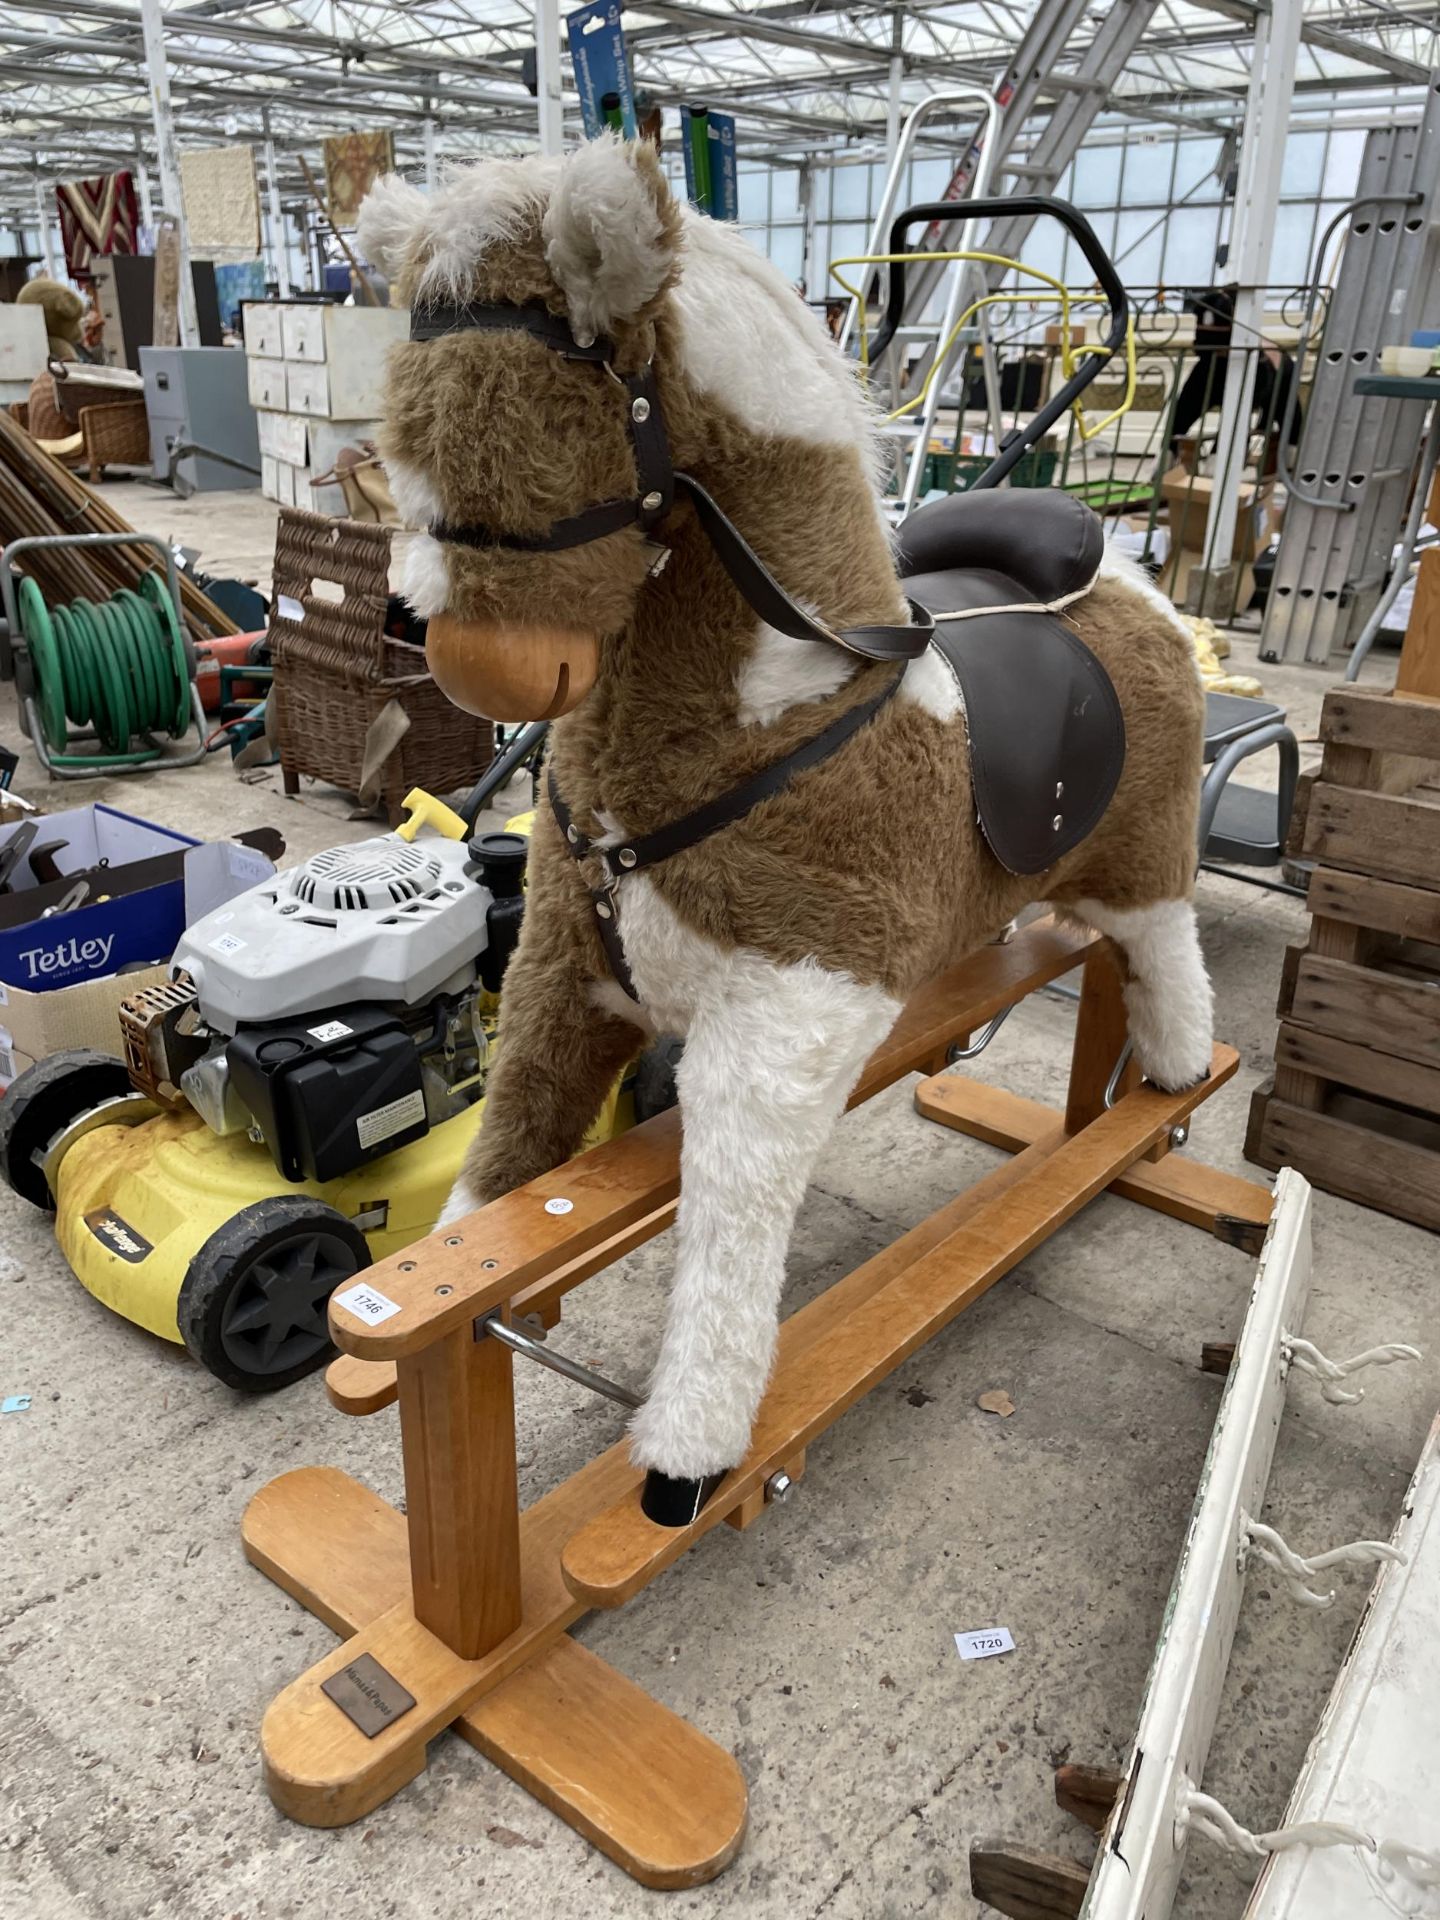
<box><xmin>243</xmin><ymin>302</ymin><xmax>409</xmax><ymax>515</ymax></box>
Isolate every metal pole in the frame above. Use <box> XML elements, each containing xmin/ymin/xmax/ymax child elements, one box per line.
<box><xmin>138</xmin><ymin>0</ymin><xmax>198</xmax><ymax>346</ymax></box>
<box><xmin>423</xmin><ymin>112</ymin><xmax>438</xmax><ymax>189</ymax></box>
<box><xmin>33</xmin><ymin>175</ymin><xmax>60</xmax><ymax>279</ymax></box>
<box><xmin>1197</xmin><ymin>0</ymin><xmax>1301</xmax><ymax>588</ymax></box>
<box><xmin>133</xmin><ymin>135</ymin><xmax>154</xmax><ymax>227</ymax></box>
<box><xmin>800</xmin><ymin>161</ymin><xmax>817</xmax><ymax>299</ymax></box>
<box><xmin>884</xmin><ymin>11</ymin><xmax>904</xmax><ymax>159</ymax></box>
<box><xmin>535</xmin><ymin>0</ymin><xmax>563</xmax><ymax>156</ymax></box>
<box><xmin>262</xmin><ymin>109</ymin><xmax>290</xmax><ymax>296</ymax></box>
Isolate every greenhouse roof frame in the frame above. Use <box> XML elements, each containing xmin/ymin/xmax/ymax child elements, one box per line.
<box><xmin>1</xmin><ymin>0</ymin><xmax>1436</xmax><ymax>225</ymax></box>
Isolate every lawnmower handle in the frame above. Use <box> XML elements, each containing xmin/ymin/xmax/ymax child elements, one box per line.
<box><xmin>870</xmin><ymin>195</ymin><xmax>1130</xmax><ymax>492</ymax></box>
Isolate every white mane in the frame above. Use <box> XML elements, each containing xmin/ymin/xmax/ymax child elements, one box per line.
<box><xmin>672</xmin><ymin>210</ymin><xmax>885</xmax><ymax>482</ymax></box>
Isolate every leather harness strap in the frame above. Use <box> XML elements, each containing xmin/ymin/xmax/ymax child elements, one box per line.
<box><xmin>549</xmin><ymin>672</ymin><xmax>903</xmax><ymax>999</ymax></box>
<box><xmin>674</xmin><ymin>474</ymin><xmax>933</xmax><ymax>663</ymax></box>
<box><xmin>409</xmin><ymin>299</ymin><xmax>931</xmax><ymax>665</ymax></box>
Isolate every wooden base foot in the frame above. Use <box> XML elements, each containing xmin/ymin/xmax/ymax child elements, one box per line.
<box><xmin>915</xmin><ymin>1073</ymin><xmax>1273</xmax><ymax>1252</ymax></box>
<box><xmin>243</xmin><ymin>1467</ymin><xmax>746</xmax><ymax>1884</ymax></box>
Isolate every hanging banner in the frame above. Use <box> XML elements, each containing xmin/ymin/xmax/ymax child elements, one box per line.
<box><xmin>680</xmin><ymin>107</ymin><xmax>737</xmax><ymax>220</ymax></box>
<box><xmin>567</xmin><ymin>1</ymin><xmax>637</xmax><ymax>141</ymax></box>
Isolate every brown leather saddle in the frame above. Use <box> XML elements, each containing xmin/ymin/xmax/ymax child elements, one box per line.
<box><xmin>896</xmin><ymin>489</ymin><xmax>1124</xmax><ymax>875</ymax></box>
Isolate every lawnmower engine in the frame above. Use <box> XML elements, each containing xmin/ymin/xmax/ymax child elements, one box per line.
<box><xmin>119</xmin><ymin>828</ymin><xmax>527</xmax><ymax>1184</ymax></box>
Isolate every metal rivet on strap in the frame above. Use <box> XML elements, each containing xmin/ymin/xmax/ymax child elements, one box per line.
<box><xmin>575</xmin><ymin>331</ymin><xmax>596</xmax><ymax>349</ymax></box>
<box><xmin>618</xmin><ymin>847</ymin><xmax>637</xmax><ymax>869</ymax></box>
<box><xmin>1055</xmin><ymin>780</ymin><xmax>1065</xmax><ymax>799</ymax></box>
<box><xmin>596</xmin><ymin>899</ymin><xmax>613</xmax><ymax>920</ymax></box>
<box><xmin>566</xmin><ymin>824</ymin><xmax>579</xmax><ymax>845</ymax></box>
<box><xmin>1052</xmin><ymin>813</ymin><xmax>1064</xmax><ymax>831</ymax></box>
<box><xmin>631</xmin><ymin>396</ymin><xmax>651</xmax><ymax>423</ymax></box>
<box><xmin>641</xmin><ymin>490</ymin><xmax>664</xmax><ymax>512</ymax></box>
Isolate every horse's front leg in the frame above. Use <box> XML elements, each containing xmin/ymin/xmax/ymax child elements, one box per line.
<box><xmin>628</xmin><ymin>957</ymin><xmax>900</xmax><ymax>1523</ymax></box>
<box><xmin>441</xmin><ymin>856</ymin><xmax>641</xmax><ymax>1222</ymax></box>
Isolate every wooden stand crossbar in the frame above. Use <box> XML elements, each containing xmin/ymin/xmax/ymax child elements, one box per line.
<box><xmin>243</xmin><ymin>921</ymin><xmax>1271</xmax><ymax>1885</ymax></box>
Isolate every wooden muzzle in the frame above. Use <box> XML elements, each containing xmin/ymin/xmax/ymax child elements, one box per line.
<box><xmin>426</xmin><ymin>614</ymin><xmax>600</xmax><ymax>722</ymax></box>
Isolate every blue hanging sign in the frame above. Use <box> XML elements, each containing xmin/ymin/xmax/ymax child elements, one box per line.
<box><xmin>567</xmin><ymin>1</ymin><xmax>637</xmax><ymax>140</ymax></box>
<box><xmin>707</xmin><ymin>110</ymin><xmax>738</xmax><ymax>220</ymax></box>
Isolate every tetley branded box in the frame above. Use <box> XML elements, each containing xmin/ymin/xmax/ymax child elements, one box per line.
<box><xmin>0</xmin><ymin>803</ymin><xmax>197</xmax><ymax>992</ymax></box>
<box><xmin>0</xmin><ymin>808</ymin><xmax>279</xmax><ymax>1088</ymax></box>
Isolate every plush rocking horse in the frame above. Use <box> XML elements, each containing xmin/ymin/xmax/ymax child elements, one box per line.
<box><xmin>357</xmin><ymin>136</ymin><xmax>1213</xmax><ymax>1525</ymax></box>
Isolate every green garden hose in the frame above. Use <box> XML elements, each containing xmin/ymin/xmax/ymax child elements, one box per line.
<box><xmin>17</xmin><ymin>571</ymin><xmax>193</xmax><ymax>765</ymax></box>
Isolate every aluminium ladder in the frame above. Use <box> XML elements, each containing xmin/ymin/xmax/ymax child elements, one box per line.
<box><xmin>894</xmin><ymin>0</ymin><xmax>1164</xmax><ymax>364</ymax></box>
<box><xmin>1261</xmin><ymin>87</ymin><xmax>1440</xmax><ymax>666</ymax></box>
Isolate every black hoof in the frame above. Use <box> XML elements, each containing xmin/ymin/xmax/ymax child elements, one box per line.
<box><xmin>640</xmin><ymin>1468</ymin><xmax>729</xmax><ymax>1528</ymax></box>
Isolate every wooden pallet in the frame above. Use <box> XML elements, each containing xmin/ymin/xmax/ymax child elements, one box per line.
<box><xmin>244</xmin><ymin>923</ymin><xmax>1270</xmax><ymax>1887</ymax></box>
<box><xmin>1247</xmin><ymin>683</ymin><xmax>1440</xmax><ymax>1231</ymax></box>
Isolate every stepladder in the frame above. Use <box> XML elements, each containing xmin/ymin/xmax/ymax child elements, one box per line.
<box><xmin>242</xmin><ymin>917</ymin><xmax>1273</xmax><ymax>1888</ymax></box>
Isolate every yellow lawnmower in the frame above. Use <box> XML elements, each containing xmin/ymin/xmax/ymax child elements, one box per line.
<box><xmin>0</xmin><ymin>744</ymin><xmax>671</xmax><ymax>1390</ymax></box>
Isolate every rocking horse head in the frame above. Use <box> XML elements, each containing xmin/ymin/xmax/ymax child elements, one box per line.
<box><xmin>358</xmin><ymin>135</ymin><xmax>901</xmax><ymax>722</ymax></box>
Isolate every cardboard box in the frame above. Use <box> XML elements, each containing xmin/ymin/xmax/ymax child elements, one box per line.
<box><xmin>0</xmin><ymin>804</ymin><xmax>199</xmax><ymax>992</ymax></box>
<box><xmin>0</xmin><ymin>963</ymin><xmax>170</xmax><ymax>1087</ymax></box>
<box><xmin>0</xmin><ymin>810</ymin><xmax>278</xmax><ymax>1090</ymax></box>
<box><xmin>1159</xmin><ymin>467</ymin><xmax>1279</xmax><ymax>613</ymax></box>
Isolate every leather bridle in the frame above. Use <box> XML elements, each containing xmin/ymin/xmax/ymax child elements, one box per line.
<box><xmin>409</xmin><ymin>299</ymin><xmax>934</xmax><ymax>664</ymax></box>
<box><xmin>408</xmin><ymin>296</ymin><xmax>933</xmax><ymax>1001</ymax></box>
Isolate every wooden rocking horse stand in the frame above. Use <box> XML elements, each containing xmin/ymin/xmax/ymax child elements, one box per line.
<box><xmin>243</xmin><ymin>917</ymin><xmax>1273</xmax><ymax>1888</ymax></box>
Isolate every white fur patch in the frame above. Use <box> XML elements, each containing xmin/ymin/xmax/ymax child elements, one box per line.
<box><xmin>397</xmin><ymin>530</ymin><xmax>451</xmax><ymax>619</ymax></box>
<box><xmin>735</xmin><ymin>623</ymin><xmax>855</xmax><ymax>726</ymax></box>
<box><xmin>359</xmin><ymin>157</ymin><xmax>563</xmax><ymax>303</ymax></box>
<box><xmin>436</xmin><ymin>1173</ymin><xmax>481</xmax><ymax>1230</ymax></box>
<box><xmin>542</xmin><ymin>133</ymin><xmax>675</xmax><ymax>339</ymax></box>
<box><xmin>1073</xmin><ymin>896</ymin><xmax>1214</xmax><ymax>1091</ymax></box>
<box><xmin>387</xmin><ymin>456</ymin><xmax>442</xmax><ymax>530</ymax></box>
<box><xmin>616</xmin><ymin>875</ymin><xmax>899</xmax><ymax>1477</ymax></box>
<box><xmin>674</xmin><ymin>213</ymin><xmax>884</xmax><ymax>481</ymax></box>
<box><xmin>899</xmin><ymin>643</ymin><xmax>965</xmax><ymax>722</ymax></box>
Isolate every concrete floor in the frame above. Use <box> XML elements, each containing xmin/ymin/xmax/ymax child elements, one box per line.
<box><xmin>2</xmin><ymin>483</ymin><xmax>1436</xmax><ymax>1920</ymax></box>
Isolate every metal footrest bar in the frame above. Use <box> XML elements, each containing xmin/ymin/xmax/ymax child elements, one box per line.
<box><xmin>478</xmin><ymin>1312</ymin><xmax>642</xmax><ymax>1411</ymax></box>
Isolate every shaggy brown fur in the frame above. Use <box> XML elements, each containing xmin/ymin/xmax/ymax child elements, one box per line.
<box><xmin>371</xmin><ymin>146</ymin><xmax>1205</xmax><ymax>1210</ymax></box>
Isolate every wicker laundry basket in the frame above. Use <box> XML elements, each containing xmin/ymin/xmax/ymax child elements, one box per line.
<box><xmin>268</xmin><ymin>507</ymin><xmax>492</xmax><ymax>823</ymax></box>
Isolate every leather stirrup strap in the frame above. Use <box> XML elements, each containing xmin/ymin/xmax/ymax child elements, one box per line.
<box><xmin>674</xmin><ymin>473</ymin><xmax>933</xmax><ymax>664</ymax></box>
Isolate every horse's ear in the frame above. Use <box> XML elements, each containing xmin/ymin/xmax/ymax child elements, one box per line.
<box><xmin>357</xmin><ymin>174</ymin><xmax>429</xmax><ymax>283</ymax></box>
<box><xmin>542</xmin><ymin>134</ymin><xmax>682</xmax><ymax>341</ymax></box>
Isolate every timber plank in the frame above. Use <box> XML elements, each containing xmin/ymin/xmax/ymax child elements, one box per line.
<box><xmin>970</xmin><ymin>1843</ymin><xmax>1090</xmax><ymax>1919</ymax></box>
<box><xmin>1255</xmin><ymin>1099</ymin><xmax>1440</xmax><ymax>1232</ymax></box>
<box><xmin>1274</xmin><ymin>1021</ymin><xmax>1440</xmax><ymax>1117</ymax></box>
<box><xmin>1289</xmin><ymin>954</ymin><xmax>1440</xmax><ymax>1072</ymax></box>
<box><xmin>1318</xmin><ymin>684</ymin><xmax>1440</xmax><ymax>764</ymax></box>
<box><xmin>1301</xmin><ymin>783</ymin><xmax>1440</xmax><ymax>889</ymax></box>
<box><xmin>1305</xmin><ymin>867</ymin><xmax>1440</xmax><ymax>945</ymax></box>
<box><xmin>562</xmin><ymin>1047</ymin><xmax>1236</xmax><ymax>1609</ymax></box>
<box><xmin>1054</xmin><ymin>1762</ymin><xmax>1124</xmax><ymax>1834</ymax></box>
<box><xmin>329</xmin><ymin>920</ymin><xmax>1095</xmax><ymax>1360</ymax></box>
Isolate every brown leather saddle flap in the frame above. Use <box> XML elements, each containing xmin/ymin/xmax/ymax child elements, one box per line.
<box><xmin>903</xmin><ymin>564</ymin><xmax>1126</xmax><ymax>875</ymax></box>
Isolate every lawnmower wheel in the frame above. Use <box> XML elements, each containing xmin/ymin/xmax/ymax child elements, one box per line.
<box><xmin>178</xmin><ymin>1195</ymin><xmax>371</xmax><ymax>1392</ymax></box>
<box><xmin>0</xmin><ymin>1049</ymin><xmax>135</xmax><ymax>1211</ymax></box>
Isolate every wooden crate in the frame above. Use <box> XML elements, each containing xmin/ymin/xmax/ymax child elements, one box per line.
<box><xmin>1247</xmin><ymin>684</ymin><xmax>1440</xmax><ymax>1230</ymax></box>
